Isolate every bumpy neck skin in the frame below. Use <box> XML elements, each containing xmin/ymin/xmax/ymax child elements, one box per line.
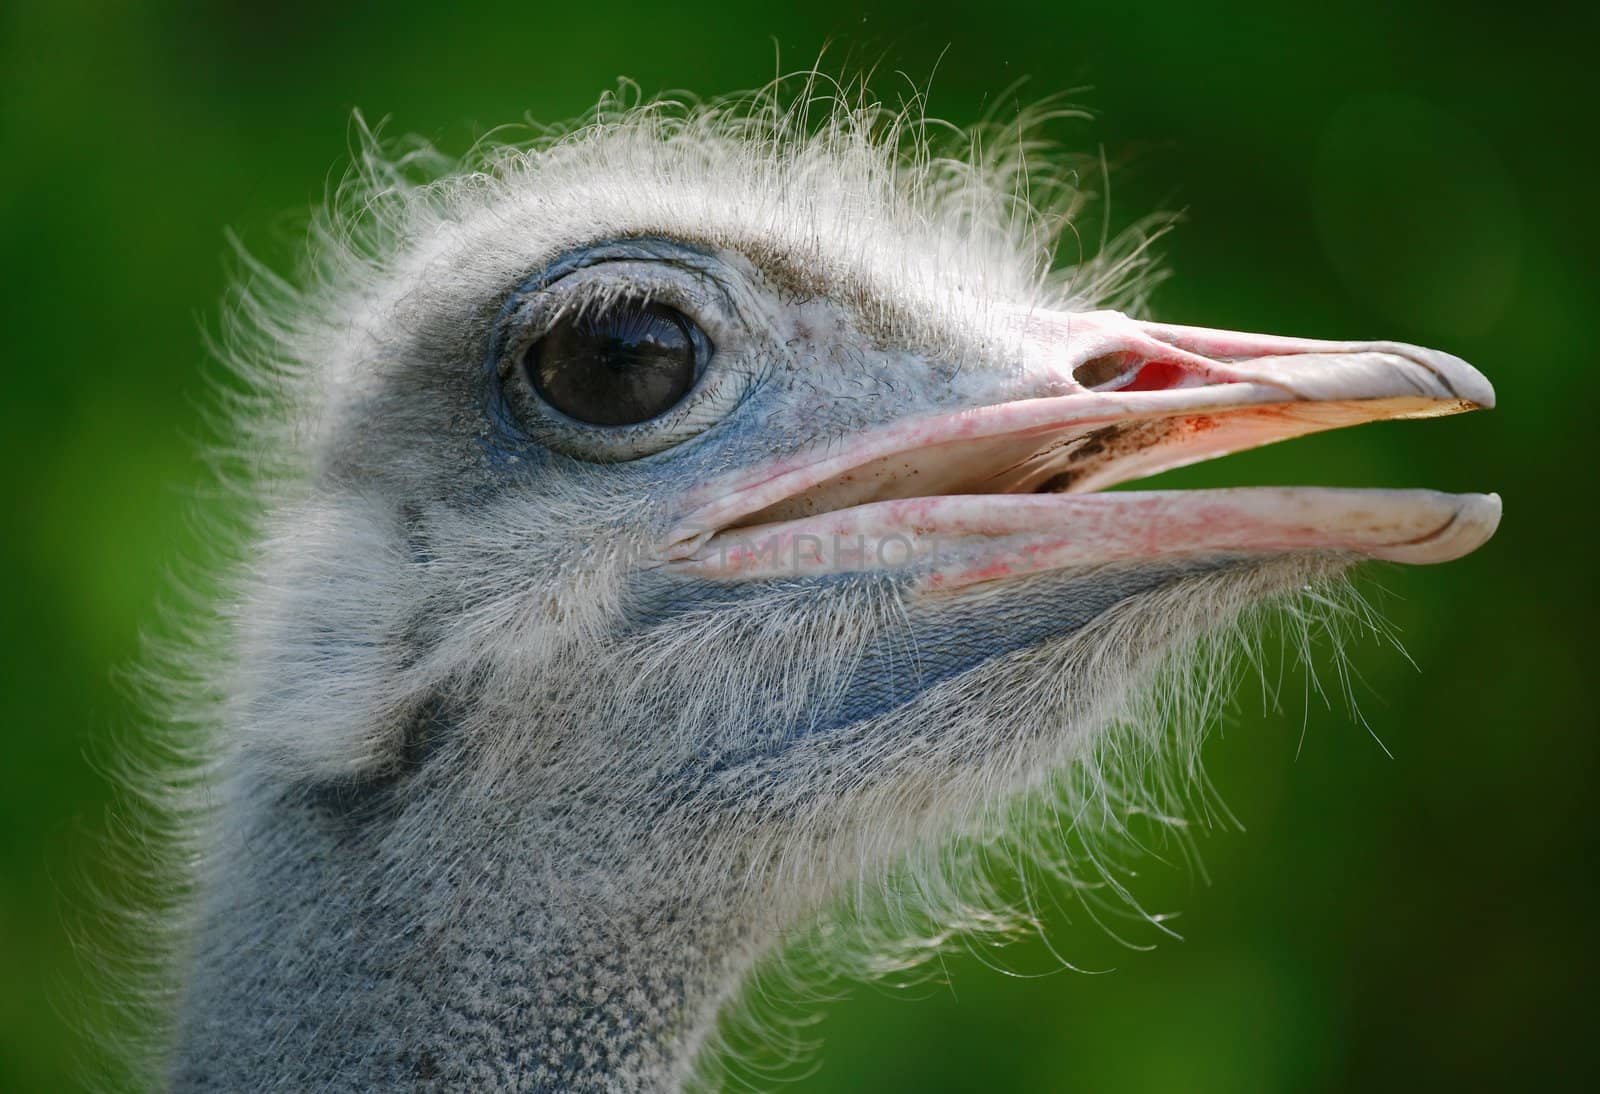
<box><xmin>170</xmin><ymin>769</ymin><xmax>763</xmax><ymax>1091</ymax></box>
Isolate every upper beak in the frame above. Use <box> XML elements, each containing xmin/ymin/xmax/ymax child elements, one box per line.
<box><xmin>660</xmin><ymin>309</ymin><xmax>1500</xmax><ymax>590</ymax></box>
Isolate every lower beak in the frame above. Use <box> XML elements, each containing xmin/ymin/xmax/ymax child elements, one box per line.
<box><xmin>661</xmin><ymin>309</ymin><xmax>1499</xmax><ymax>589</ymax></box>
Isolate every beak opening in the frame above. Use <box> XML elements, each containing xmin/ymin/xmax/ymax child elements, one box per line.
<box><xmin>661</xmin><ymin>309</ymin><xmax>1498</xmax><ymax>587</ymax></box>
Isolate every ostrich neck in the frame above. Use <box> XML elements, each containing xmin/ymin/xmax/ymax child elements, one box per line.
<box><xmin>171</xmin><ymin>767</ymin><xmax>765</xmax><ymax>1091</ymax></box>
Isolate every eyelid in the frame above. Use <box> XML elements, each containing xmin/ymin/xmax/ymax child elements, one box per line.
<box><xmin>509</xmin><ymin>265</ymin><xmax>724</xmax><ymax>349</ymax></box>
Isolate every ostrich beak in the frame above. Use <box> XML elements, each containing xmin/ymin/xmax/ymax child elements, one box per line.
<box><xmin>662</xmin><ymin>309</ymin><xmax>1499</xmax><ymax>590</ymax></box>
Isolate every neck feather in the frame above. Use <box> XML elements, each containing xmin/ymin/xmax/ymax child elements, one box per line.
<box><xmin>172</xmin><ymin>766</ymin><xmax>766</xmax><ymax>1090</ymax></box>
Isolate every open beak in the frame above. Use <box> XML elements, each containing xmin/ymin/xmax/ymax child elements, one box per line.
<box><xmin>660</xmin><ymin>308</ymin><xmax>1500</xmax><ymax>592</ymax></box>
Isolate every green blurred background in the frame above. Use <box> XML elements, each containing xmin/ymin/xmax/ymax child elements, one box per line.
<box><xmin>2</xmin><ymin>0</ymin><xmax>1592</xmax><ymax>1089</ymax></box>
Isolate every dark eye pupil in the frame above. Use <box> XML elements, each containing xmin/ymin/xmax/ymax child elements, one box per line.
<box><xmin>526</xmin><ymin>300</ymin><xmax>698</xmax><ymax>426</ymax></box>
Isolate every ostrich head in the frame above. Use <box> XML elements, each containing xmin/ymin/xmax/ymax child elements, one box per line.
<box><xmin>165</xmin><ymin>83</ymin><xmax>1498</xmax><ymax>1089</ymax></box>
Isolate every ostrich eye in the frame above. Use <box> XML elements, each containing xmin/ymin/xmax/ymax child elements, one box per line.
<box><xmin>525</xmin><ymin>299</ymin><xmax>700</xmax><ymax>426</ymax></box>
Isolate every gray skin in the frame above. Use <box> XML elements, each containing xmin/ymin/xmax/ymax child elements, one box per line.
<box><xmin>164</xmin><ymin>142</ymin><xmax>1493</xmax><ymax>1087</ymax></box>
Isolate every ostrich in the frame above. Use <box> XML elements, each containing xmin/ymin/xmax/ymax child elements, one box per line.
<box><xmin>148</xmin><ymin>80</ymin><xmax>1499</xmax><ymax>1090</ymax></box>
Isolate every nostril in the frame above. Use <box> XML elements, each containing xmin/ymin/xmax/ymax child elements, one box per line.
<box><xmin>1073</xmin><ymin>352</ymin><xmax>1142</xmax><ymax>389</ymax></box>
<box><xmin>1074</xmin><ymin>353</ymin><xmax>1198</xmax><ymax>392</ymax></box>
